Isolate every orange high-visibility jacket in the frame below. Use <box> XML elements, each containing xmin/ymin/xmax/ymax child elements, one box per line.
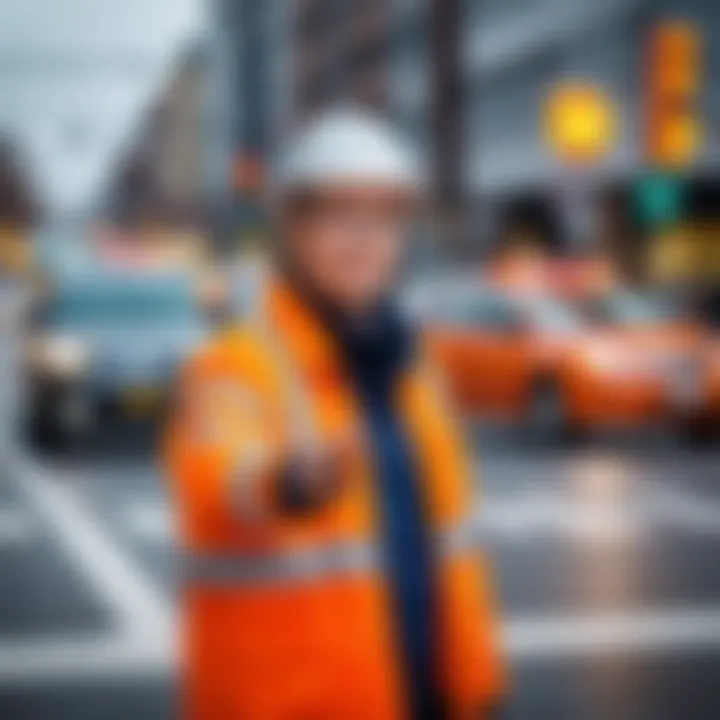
<box><xmin>164</xmin><ymin>279</ymin><xmax>505</xmax><ymax>720</ymax></box>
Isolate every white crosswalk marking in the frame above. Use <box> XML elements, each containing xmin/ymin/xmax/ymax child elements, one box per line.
<box><xmin>9</xmin><ymin>458</ymin><xmax>173</xmax><ymax>637</ymax></box>
<box><xmin>481</xmin><ymin>500</ymin><xmax>646</xmax><ymax>542</ymax></box>
<box><xmin>3</xmin><ymin>605</ymin><xmax>720</xmax><ymax>683</ymax></box>
<box><xmin>0</xmin><ymin>447</ymin><xmax>718</xmax><ymax>684</ymax></box>
<box><xmin>478</xmin><ymin>472</ymin><xmax>720</xmax><ymax>543</ymax></box>
<box><xmin>118</xmin><ymin>489</ymin><xmax>720</xmax><ymax>548</ymax></box>
<box><xmin>122</xmin><ymin>500</ymin><xmax>174</xmax><ymax>544</ymax></box>
<box><xmin>507</xmin><ymin>607</ymin><xmax>720</xmax><ymax>660</ymax></box>
<box><xmin>116</xmin><ymin>463</ymin><xmax>720</xmax><ymax>547</ymax></box>
<box><xmin>0</xmin><ymin>635</ymin><xmax>174</xmax><ymax>685</ymax></box>
<box><xmin>113</xmin><ymin>477</ymin><xmax>720</xmax><ymax>547</ymax></box>
<box><xmin>481</xmin><ymin>500</ymin><xmax>720</xmax><ymax>542</ymax></box>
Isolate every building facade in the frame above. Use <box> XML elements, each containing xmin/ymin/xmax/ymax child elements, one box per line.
<box><xmin>109</xmin><ymin>46</ymin><xmax>205</xmax><ymax>228</ymax></box>
<box><xmin>462</xmin><ymin>0</ymin><xmax>720</xmax><ymax>262</ymax></box>
<box><xmin>208</xmin><ymin>0</ymin><xmax>720</xmax><ymax>271</ymax></box>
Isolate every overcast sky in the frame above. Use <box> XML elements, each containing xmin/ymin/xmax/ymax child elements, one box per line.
<box><xmin>0</xmin><ymin>0</ymin><xmax>203</xmax><ymax>215</ymax></box>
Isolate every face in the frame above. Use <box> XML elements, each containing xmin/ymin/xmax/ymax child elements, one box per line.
<box><xmin>281</xmin><ymin>187</ymin><xmax>413</xmax><ymax>312</ymax></box>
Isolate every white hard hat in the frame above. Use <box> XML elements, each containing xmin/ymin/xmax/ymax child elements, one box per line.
<box><xmin>273</xmin><ymin>107</ymin><xmax>424</xmax><ymax>196</ymax></box>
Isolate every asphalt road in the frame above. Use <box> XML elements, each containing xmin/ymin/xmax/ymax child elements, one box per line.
<box><xmin>1</xmin><ymin>433</ymin><xmax>719</xmax><ymax>720</ymax></box>
<box><xmin>2</xmin><ymin>283</ymin><xmax>720</xmax><ymax>719</ymax></box>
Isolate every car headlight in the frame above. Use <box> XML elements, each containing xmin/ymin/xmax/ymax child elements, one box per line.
<box><xmin>27</xmin><ymin>335</ymin><xmax>91</xmax><ymax>378</ymax></box>
<box><xmin>581</xmin><ymin>343</ymin><xmax>628</xmax><ymax>374</ymax></box>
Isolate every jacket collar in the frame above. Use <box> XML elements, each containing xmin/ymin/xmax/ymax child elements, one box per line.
<box><xmin>262</xmin><ymin>274</ymin><xmax>418</xmax><ymax>393</ymax></box>
<box><xmin>263</xmin><ymin>275</ymin><xmax>342</xmax><ymax>377</ymax></box>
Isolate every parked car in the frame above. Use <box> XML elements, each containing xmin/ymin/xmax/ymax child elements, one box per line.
<box><xmin>577</xmin><ymin>289</ymin><xmax>717</xmax><ymax>440</ymax></box>
<box><xmin>408</xmin><ymin>280</ymin><xmax>712</xmax><ymax>440</ymax></box>
<box><xmin>22</xmin><ymin>272</ymin><xmax>207</xmax><ymax>452</ymax></box>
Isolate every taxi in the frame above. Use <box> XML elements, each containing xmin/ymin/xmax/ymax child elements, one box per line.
<box><xmin>409</xmin><ymin>279</ymin><xmax>712</xmax><ymax>440</ymax></box>
<box><xmin>708</xmin><ymin>345</ymin><xmax>720</xmax><ymax>423</ymax></box>
<box><xmin>578</xmin><ymin>289</ymin><xmax>717</xmax><ymax>439</ymax></box>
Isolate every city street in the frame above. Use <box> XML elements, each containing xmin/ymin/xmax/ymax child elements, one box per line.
<box><xmin>3</xmin><ymin>0</ymin><xmax>720</xmax><ymax>718</ymax></box>
<box><xmin>3</xmin><ymin>268</ymin><xmax>720</xmax><ymax>720</ymax></box>
<box><xmin>1</xmin><ymin>414</ymin><xmax>719</xmax><ymax>718</ymax></box>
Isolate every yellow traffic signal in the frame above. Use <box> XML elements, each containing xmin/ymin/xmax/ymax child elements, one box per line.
<box><xmin>544</xmin><ymin>82</ymin><xmax>618</xmax><ymax>166</ymax></box>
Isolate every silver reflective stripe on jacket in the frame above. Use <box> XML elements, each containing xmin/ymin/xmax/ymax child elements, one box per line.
<box><xmin>186</xmin><ymin>540</ymin><xmax>383</xmax><ymax>586</ymax></box>
<box><xmin>186</xmin><ymin>516</ymin><xmax>483</xmax><ymax>588</ymax></box>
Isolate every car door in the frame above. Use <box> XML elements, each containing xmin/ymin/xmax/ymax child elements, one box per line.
<box><xmin>429</xmin><ymin>291</ymin><xmax>527</xmax><ymax>416</ymax></box>
<box><xmin>461</xmin><ymin>294</ymin><xmax>530</xmax><ymax>413</ymax></box>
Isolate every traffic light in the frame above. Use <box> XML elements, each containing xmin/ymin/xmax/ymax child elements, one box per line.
<box><xmin>645</xmin><ymin>21</ymin><xmax>703</xmax><ymax>169</ymax></box>
<box><xmin>544</xmin><ymin>81</ymin><xmax>617</xmax><ymax>167</ymax></box>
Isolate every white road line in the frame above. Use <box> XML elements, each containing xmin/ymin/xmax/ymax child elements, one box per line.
<box><xmin>9</xmin><ymin>458</ymin><xmax>172</xmax><ymax>638</ymax></box>
<box><xmin>477</xmin><ymin>479</ymin><xmax>720</xmax><ymax>542</ymax></box>
<box><xmin>123</xmin><ymin>500</ymin><xmax>174</xmax><ymax>545</ymax></box>
<box><xmin>126</xmin><ymin>478</ymin><xmax>719</xmax><ymax>548</ymax></box>
<box><xmin>506</xmin><ymin>607</ymin><xmax>720</xmax><ymax>660</ymax></box>
<box><xmin>480</xmin><ymin>501</ymin><xmax>646</xmax><ymax>543</ymax></box>
<box><xmin>0</xmin><ymin>452</ymin><xmax>717</xmax><ymax>684</ymax></box>
<box><xmin>123</xmin><ymin>483</ymin><xmax>720</xmax><ymax>547</ymax></box>
<box><xmin>1</xmin><ymin>606</ymin><xmax>720</xmax><ymax>683</ymax></box>
<box><xmin>0</xmin><ymin>635</ymin><xmax>174</xmax><ymax>685</ymax></box>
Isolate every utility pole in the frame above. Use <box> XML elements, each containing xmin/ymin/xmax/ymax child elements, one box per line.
<box><xmin>430</xmin><ymin>0</ymin><xmax>464</xmax><ymax>259</ymax></box>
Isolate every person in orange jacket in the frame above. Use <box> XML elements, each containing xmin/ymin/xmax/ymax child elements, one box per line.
<box><xmin>164</xmin><ymin>108</ymin><xmax>505</xmax><ymax>719</ymax></box>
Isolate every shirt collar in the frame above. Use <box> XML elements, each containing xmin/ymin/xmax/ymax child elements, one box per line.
<box><xmin>263</xmin><ymin>274</ymin><xmax>414</xmax><ymax>382</ymax></box>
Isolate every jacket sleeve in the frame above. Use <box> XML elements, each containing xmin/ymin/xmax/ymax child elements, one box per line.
<box><xmin>163</xmin><ymin>339</ymin><xmax>286</xmax><ymax>537</ymax></box>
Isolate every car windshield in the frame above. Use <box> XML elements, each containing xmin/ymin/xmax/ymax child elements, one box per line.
<box><xmin>584</xmin><ymin>291</ymin><xmax>681</xmax><ymax>326</ymax></box>
<box><xmin>446</xmin><ymin>289</ymin><xmax>523</xmax><ymax>330</ymax></box>
<box><xmin>49</xmin><ymin>280</ymin><xmax>197</xmax><ymax>328</ymax></box>
<box><xmin>520</xmin><ymin>296</ymin><xmax>582</xmax><ymax>333</ymax></box>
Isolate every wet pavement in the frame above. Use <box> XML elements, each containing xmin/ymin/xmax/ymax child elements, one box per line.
<box><xmin>0</xmin><ymin>433</ymin><xmax>719</xmax><ymax>719</ymax></box>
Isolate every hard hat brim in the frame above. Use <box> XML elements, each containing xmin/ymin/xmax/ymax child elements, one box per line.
<box><xmin>271</xmin><ymin>107</ymin><xmax>425</xmax><ymax>201</ymax></box>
